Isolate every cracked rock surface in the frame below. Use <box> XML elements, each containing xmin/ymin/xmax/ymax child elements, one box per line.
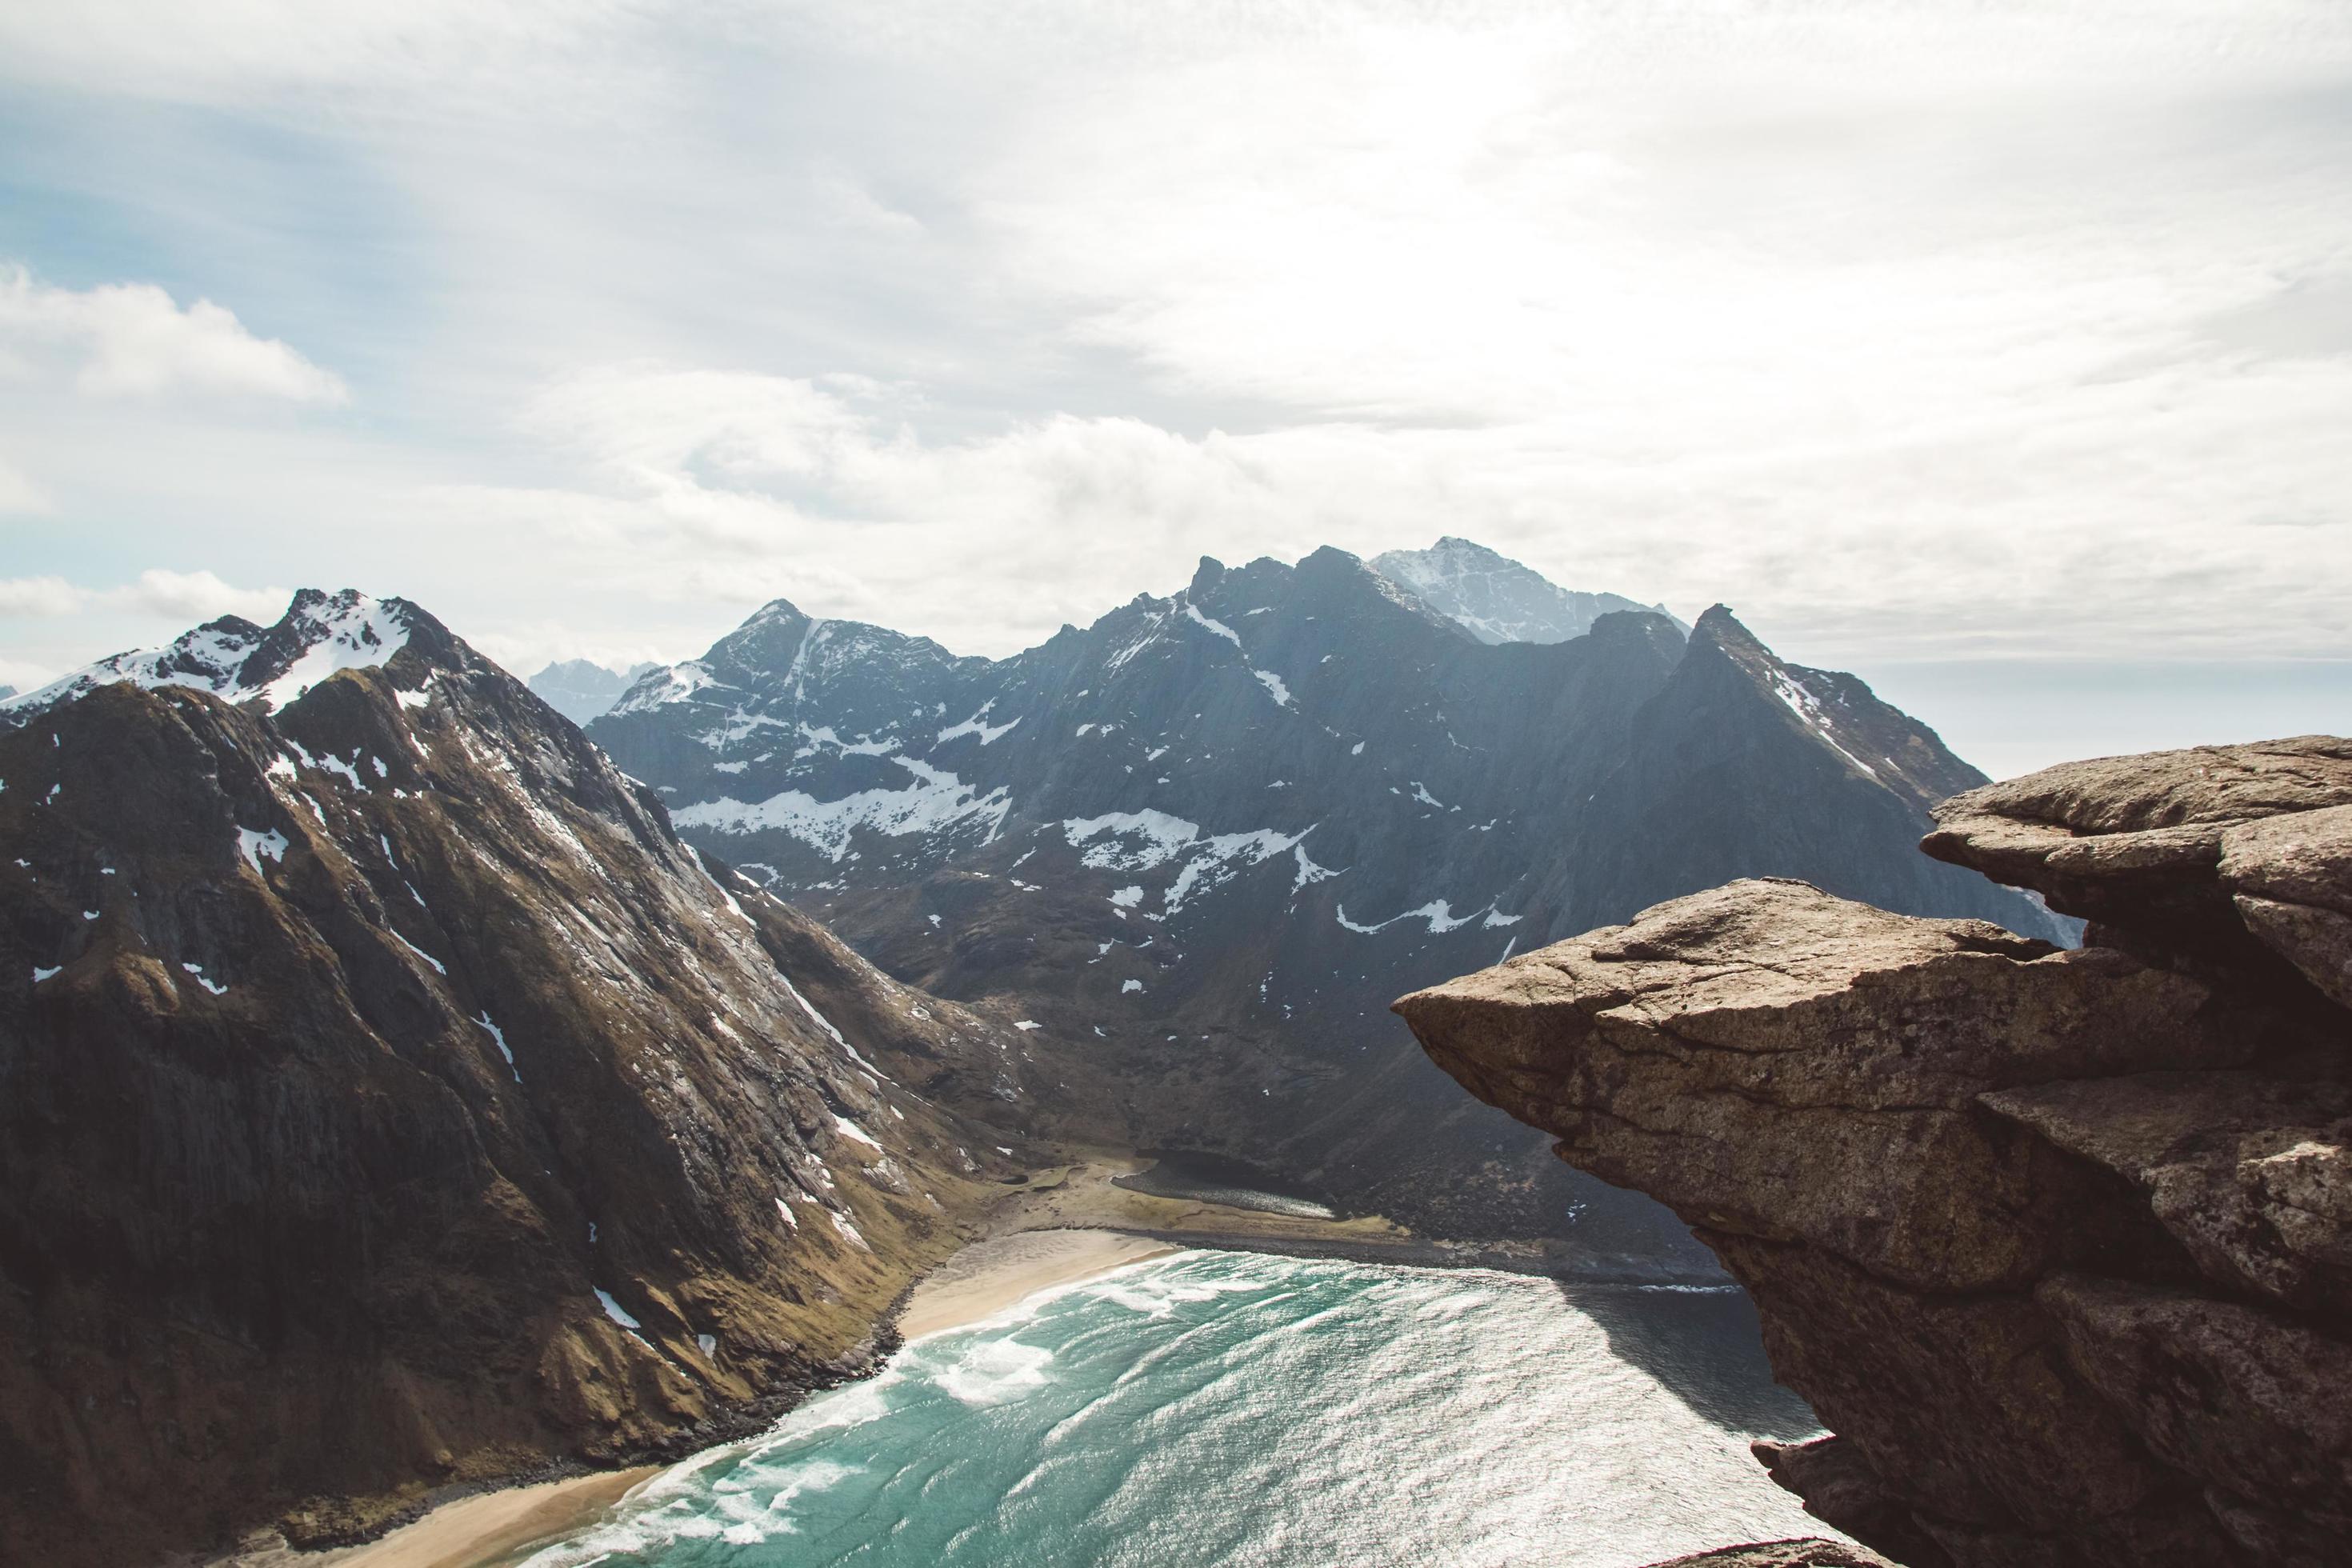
<box><xmin>1399</xmin><ymin>734</ymin><xmax>2352</xmax><ymax>1567</ymax></box>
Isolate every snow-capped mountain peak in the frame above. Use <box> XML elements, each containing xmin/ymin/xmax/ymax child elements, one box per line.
<box><xmin>1370</xmin><ymin>536</ymin><xmax>1683</xmax><ymax>645</ymax></box>
<box><xmin>1</xmin><ymin>589</ymin><xmax>421</xmax><ymax>725</ymax></box>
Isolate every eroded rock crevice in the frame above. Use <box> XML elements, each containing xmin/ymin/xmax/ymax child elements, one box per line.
<box><xmin>1398</xmin><ymin>736</ymin><xmax>2352</xmax><ymax>1567</ymax></box>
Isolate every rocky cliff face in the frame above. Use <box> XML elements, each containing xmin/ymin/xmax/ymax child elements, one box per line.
<box><xmin>1398</xmin><ymin>735</ymin><xmax>2352</xmax><ymax>1567</ymax></box>
<box><xmin>592</xmin><ymin>543</ymin><xmax>2062</xmax><ymax>1251</ymax></box>
<box><xmin>0</xmin><ymin>594</ymin><xmax>1026</xmax><ymax>1566</ymax></box>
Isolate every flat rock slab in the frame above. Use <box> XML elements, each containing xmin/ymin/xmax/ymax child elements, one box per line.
<box><xmin>1924</xmin><ymin>735</ymin><xmax>2352</xmax><ymax>996</ymax></box>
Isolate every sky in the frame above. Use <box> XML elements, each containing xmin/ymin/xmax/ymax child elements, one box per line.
<box><xmin>2</xmin><ymin>1</ymin><xmax>2349</xmax><ymax>778</ymax></box>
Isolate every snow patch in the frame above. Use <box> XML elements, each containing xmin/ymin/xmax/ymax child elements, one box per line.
<box><xmin>611</xmin><ymin>661</ymin><xmax>720</xmax><ymax>715</ymax></box>
<box><xmin>1335</xmin><ymin>898</ymin><xmax>1493</xmax><ymax>935</ymax></box>
<box><xmin>937</xmin><ymin>701</ymin><xmax>1018</xmax><ymax>746</ymax></box>
<box><xmin>254</xmin><ymin>594</ymin><xmax>414</xmax><ymax>712</ymax></box>
<box><xmin>676</xmin><ymin>758</ymin><xmax>1010</xmax><ymax>861</ymax></box>
<box><xmin>390</xmin><ymin>927</ymin><xmax>447</xmax><ymax>974</ymax></box>
<box><xmin>1183</xmin><ymin>604</ymin><xmax>1241</xmax><ymax>646</ymax></box>
<box><xmin>477</xmin><ymin>1012</ymin><xmax>520</xmax><ymax>1081</ymax></box>
<box><xmin>1772</xmin><ymin>674</ymin><xmax>1879</xmax><ymax>778</ymax></box>
<box><xmin>236</xmin><ymin>826</ymin><xmax>288</xmax><ymax>876</ymax></box>
<box><xmin>1251</xmin><ymin>669</ymin><xmax>1292</xmax><ymax>706</ymax></box>
<box><xmin>1292</xmin><ymin>844</ymin><xmax>1342</xmax><ymax>892</ymax></box>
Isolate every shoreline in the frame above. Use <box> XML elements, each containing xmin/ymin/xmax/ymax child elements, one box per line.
<box><xmin>217</xmin><ymin>1466</ymin><xmax>662</xmax><ymax>1568</ymax></box>
<box><xmin>225</xmin><ymin>1155</ymin><xmax>1715</xmax><ymax>1568</ymax></box>
<box><xmin>895</xmin><ymin>1227</ymin><xmax>1182</xmax><ymax>1340</ymax></box>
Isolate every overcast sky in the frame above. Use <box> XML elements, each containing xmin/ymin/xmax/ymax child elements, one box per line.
<box><xmin>2</xmin><ymin>1</ymin><xmax>2348</xmax><ymax>776</ymax></box>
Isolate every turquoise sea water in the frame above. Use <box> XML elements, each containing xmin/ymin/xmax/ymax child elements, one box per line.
<box><xmin>523</xmin><ymin>1252</ymin><xmax>1830</xmax><ymax>1568</ymax></box>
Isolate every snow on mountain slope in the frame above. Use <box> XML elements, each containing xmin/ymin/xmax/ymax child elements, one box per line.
<box><xmin>592</xmin><ymin>542</ymin><xmax>2062</xmax><ymax>1246</ymax></box>
<box><xmin>1370</xmin><ymin>536</ymin><xmax>1686</xmax><ymax>645</ymax></box>
<box><xmin>0</xmin><ymin>589</ymin><xmax>418</xmax><ymax>724</ymax></box>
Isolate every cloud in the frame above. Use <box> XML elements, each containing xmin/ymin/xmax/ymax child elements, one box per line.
<box><xmin>0</xmin><ymin>452</ymin><xmax>50</xmax><ymax>513</ymax></box>
<box><xmin>0</xmin><ymin>569</ymin><xmax>289</xmax><ymax>622</ymax></box>
<box><xmin>0</xmin><ymin>576</ymin><xmax>82</xmax><ymax>616</ymax></box>
<box><xmin>0</xmin><ymin>267</ymin><xmax>348</xmax><ymax>404</ymax></box>
<box><xmin>2</xmin><ymin>0</ymin><xmax>2350</xmax><ymax>702</ymax></box>
<box><xmin>466</xmin><ymin>339</ymin><xmax>2352</xmax><ymax>666</ymax></box>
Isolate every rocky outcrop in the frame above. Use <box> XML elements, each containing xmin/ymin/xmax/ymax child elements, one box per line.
<box><xmin>1397</xmin><ymin>735</ymin><xmax>2352</xmax><ymax>1567</ymax></box>
<box><xmin>0</xmin><ymin>595</ymin><xmax>1030</xmax><ymax>1566</ymax></box>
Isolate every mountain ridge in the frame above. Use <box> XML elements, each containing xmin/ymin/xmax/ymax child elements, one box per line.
<box><xmin>589</xmin><ymin>541</ymin><xmax>2065</xmax><ymax>1246</ymax></box>
<box><xmin>0</xmin><ymin>590</ymin><xmax>1029</xmax><ymax>1565</ymax></box>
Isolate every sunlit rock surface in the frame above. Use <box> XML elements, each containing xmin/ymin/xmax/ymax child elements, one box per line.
<box><xmin>1402</xmin><ymin>734</ymin><xmax>2352</xmax><ymax>1566</ymax></box>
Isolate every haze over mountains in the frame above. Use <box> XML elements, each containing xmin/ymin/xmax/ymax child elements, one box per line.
<box><xmin>530</xmin><ymin>658</ymin><xmax>660</xmax><ymax>726</ymax></box>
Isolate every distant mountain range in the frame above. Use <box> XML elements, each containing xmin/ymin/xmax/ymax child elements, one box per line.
<box><xmin>530</xmin><ymin>656</ymin><xmax>659</xmax><ymax>726</ymax></box>
<box><xmin>589</xmin><ymin>541</ymin><xmax>2066</xmax><ymax>1240</ymax></box>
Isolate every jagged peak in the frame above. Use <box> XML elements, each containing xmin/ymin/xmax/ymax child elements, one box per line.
<box><xmin>1</xmin><ymin>589</ymin><xmax>440</xmax><ymax>726</ymax></box>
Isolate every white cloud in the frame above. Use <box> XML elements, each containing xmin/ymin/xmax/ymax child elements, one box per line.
<box><xmin>458</xmin><ymin>339</ymin><xmax>2352</xmax><ymax>665</ymax></box>
<box><xmin>0</xmin><ymin>267</ymin><xmax>347</xmax><ymax>405</ymax></box>
<box><xmin>114</xmin><ymin>568</ymin><xmax>290</xmax><ymax>622</ymax></box>
<box><xmin>2</xmin><ymin>0</ymin><xmax>2350</xmax><ymax>715</ymax></box>
<box><xmin>0</xmin><ymin>576</ymin><xmax>83</xmax><ymax>617</ymax></box>
<box><xmin>0</xmin><ymin>569</ymin><xmax>288</xmax><ymax>623</ymax></box>
<box><xmin>0</xmin><ymin>452</ymin><xmax>50</xmax><ymax>514</ymax></box>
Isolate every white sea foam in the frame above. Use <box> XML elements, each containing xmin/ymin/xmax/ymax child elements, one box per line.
<box><xmin>519</xmin><ymin>1252</ymin><xmax>1831</xmax><ymax>1568</ymax></box>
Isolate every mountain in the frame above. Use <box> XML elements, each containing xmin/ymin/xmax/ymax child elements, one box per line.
<box><xmin>590</xmin><ymin>544</ymin><xmax>2064</xmax><ymax>1248</ymax></box>
<box><xmin>0</xmin><ymin>591</ymin><xmax>1029</xmax><ymax>1565</ymax></box>
<box><xmin>0</xmin><ymin>686</ymin><xmax>14</xmax><ymax>702</ymax></box>
<box><xmin>1370</xmin><ymin>536</ymin><xmax>1686</xmax><ymax>644</ymax></box>
<box><xmin>0</xmin><ymin>589</ymin><xmax>416</xmax><ymax>728</ymax></box>
<box><xmin>530</xmin><ymin>658</ymin><xmax>659</xmax><ymax>726</ymax></box>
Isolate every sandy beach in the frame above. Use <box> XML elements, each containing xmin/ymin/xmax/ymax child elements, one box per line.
<box><xmin>897</xmin><ymin>1227</ymin><xmax>1182</xmax><ymax>1340</ymax></box>
<box><xmin>222</xmin><ymin>1466</ymin><xmax>660</xmax><ymax>1568</ymax></box>
<box><xmin>226</xmin><ymin>1156</ymin><xmax>1411</xmax><ymax>1568</ymax></box>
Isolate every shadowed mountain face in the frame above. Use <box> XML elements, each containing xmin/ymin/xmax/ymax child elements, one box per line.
<box><xmin>591</xmin><ymin>544</ymin><xmax>2063</xmax><ymax>1246</ymax></box>
<box><xmin>0</xmin><ymin>593</ymin><xmax>1027</xmax><ymax>1566</ymax></box>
